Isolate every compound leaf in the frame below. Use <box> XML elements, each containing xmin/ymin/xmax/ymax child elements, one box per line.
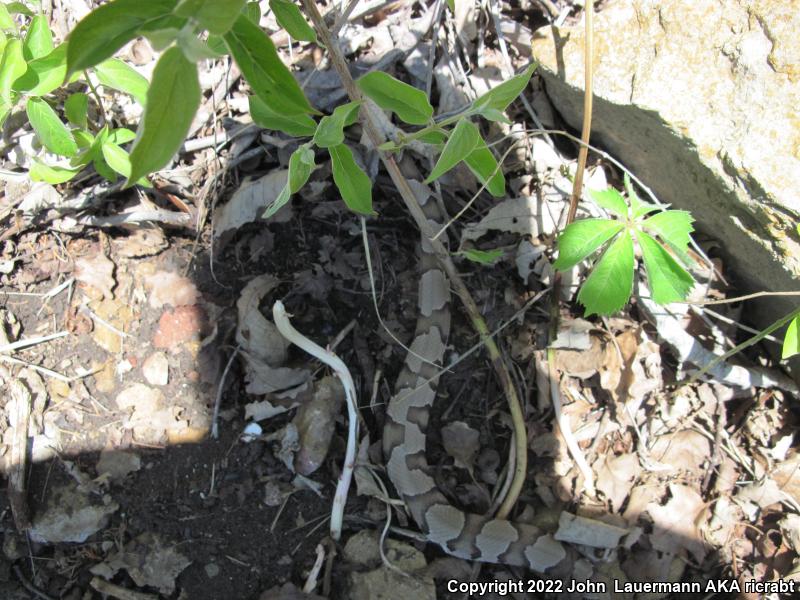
<box><xmin>553</xmin><ymin>218</ymin><xmax>624</xmax><ymax>271</ymax></box>
<box><xmin>638</xmin><ymin>230</ymin><xmax>695</xmax><ymax>305</ymax></box>
<box><xmin>641</xmin><ymin>210</ymin><xmax>694</xmax><ymax>252</ymax></box>
<box><xmin>577</xmin><ymin>231</ymin><xmax>634</xmax><ymax>316</ymax></box>
<box><xmin>588</xmin><ymin>186</ymin><xmax>628</xmax><ymax>218</ymax></box>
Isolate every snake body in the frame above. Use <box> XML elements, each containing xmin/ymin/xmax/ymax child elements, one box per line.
<box><xmin>382</xmin><ymin>188</ymin><xmax>573</xmax><ymax>572</ymax></box>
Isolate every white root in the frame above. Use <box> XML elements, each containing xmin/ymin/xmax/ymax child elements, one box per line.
<box><xmin>272</xmin><ymin>300</ymin><xmax>359</xmax><ymax>540</ymax></box>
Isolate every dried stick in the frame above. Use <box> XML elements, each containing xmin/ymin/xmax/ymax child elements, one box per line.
<box><xmin>301</xmin><ymin>0</ymin><xmax>528</xmax><ymax>518</ymax></box>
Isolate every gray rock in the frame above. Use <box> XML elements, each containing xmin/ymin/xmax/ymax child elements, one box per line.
<box><xmin>531</xmin><ymin>0</ymin><xmax>800</xmax><ymax>321</ymax></box>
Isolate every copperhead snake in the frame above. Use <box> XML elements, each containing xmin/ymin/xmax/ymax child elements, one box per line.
<box><xmin>382</xmin><ymin>184</ymin><xmax>579</xmax><ymax>573</ymax></box>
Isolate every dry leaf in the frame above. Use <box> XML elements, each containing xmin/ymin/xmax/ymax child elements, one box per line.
<box><xmin>236</xmin><ymin>275</ymin><xmax>288</xmax><ymax>366</ymax></box>
<box><xmin>75</xmin><ymin>251</ymin><xmax>116</xmax><ymax>299</ymax></box>
<box><xmin>594</xmin><ymin>453</ymin><xmax>640</xmax><ymax>512</ymax></box>
<box><xmin>649</xmin><ymin>429</ymin><xmax>711</xmax><ymax>474</ymax></box>
<box><xmin>293</xmin><ymin>376</ymin><xmax>345</xmax><ymax>475</ymax></box>
<box><xmin>114</xmin><ymin>227</ymin><xmax>167</xmax><ymax>258</ymax></box>
<box><xmin>646</xmin><ymin>483</ymin><xmax>708</xmax><ymax>563</ymax></box>
<box><xmin>213</xmin><ymin>170</ymin><xmax>291</xmax><ymax>247</ymax></box>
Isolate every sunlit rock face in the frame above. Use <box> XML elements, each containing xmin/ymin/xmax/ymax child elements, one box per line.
<box><xmin>531</xmin><ymin>0</ymin><xmax>800</xmax><ymax>318</ymax></box>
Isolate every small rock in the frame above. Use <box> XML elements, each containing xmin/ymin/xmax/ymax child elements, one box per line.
<box><xmin>142</xmin><ymin>352</ymin><xmax>169</xmax><ymax>385</ymax></box>
<box><xmin>204</xmin><ymin>563</ymin><xmax>220</xmax><ymax>578</ymax></box>
<box><xmin>96</xmin><ymin>450</ymin><xmax>141</xmax><ymax>481</ymax></box>
<box><xmin>152</xmin><ymin>305</ymin><xmax>208</xmax><ymax>351</ymax></box>
<box><xmin>29</xmin><ymin>483</ymin><xmax>119</xmax><ymax>543</ymax></box>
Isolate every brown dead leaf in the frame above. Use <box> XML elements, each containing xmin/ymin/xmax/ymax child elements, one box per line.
<box><xmin>236</xmin><ymin>275</ymin><xmax>288</xmax><ymax>366</ymax></box>
<box><xmin>646</xmin><ymin>483</ymin><xmax>708</xmax><ymax>563</ymax></box>
<box><xmin>113</xmin><ymin>227</ymin><xmax>167</xmax><ymax>258</ymax></box>
<box><xmin>594</xmin><ymin>453</ymin><xmax>640</xmax><ymax>512</ymax></box>
<box><xmin>555</xmin><ymin>334</ymin><xmax>612</xmax><ymax>379</ymax></box>
<box><xmin>145</xmin><ymin>271</ymin><xmax>198</xmax><ymax>308</ymax></box>
<box><xmin>772</xmin><ymin>454</ymin><xmax>800</xmax><ymax>505</ymax></box>
<box><xmin>75</xmin><ymin>251</ymin><xmax>116</xmax><ymax>299</ymax></box>
<box><xmin>293</xmin><ymin>376</ymin><xmax>345</xmax><ymax>475</ymax></box>
<box><xmin>649</xmin><ymin>429</ymin><xmax>711</xmax><ymax>474</ymax></box>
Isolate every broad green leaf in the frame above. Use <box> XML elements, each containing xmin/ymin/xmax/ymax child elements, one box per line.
<box><xmin>246</xmin><ymin>2</ymin><xmax>261</xmax><ymax>22</ymax></box>
<box><xmin>0</xmin><ymin>5</ymin><xmax>13</xmax><ymax>29</ymax></box>
<box><xmin>553</xmin><ymin>218</ymin><xmax>624</xmax><ymax>271</ymax></box>
<box><xmin>95</xmin><ymin>58</ymin><xmax>148</xmax><ymax>105</ymax></box>
<box><xmin>642</xmin><ymin>210</ymin><xmax>694</xmax><ymax>252</ymax></box>
<box><xmin>476</xmin><ymin>107</ymin><xmax>512</xmax><ymax>124</ymax></box>
<box><xmin>72</xmin><ymin>128</ymin><xmax>94</xmax><ymax>151</ymax></box>
<box><xmin>29</xmin><ymin>160</ymin><xmax>81</xmax><ymax>184</ymax></box>
<box><xmin>577</xmin><ymin>231</ymin><xmax>634</xmax><ymax>316</ymax></box>
<box><xmin>23</xmin><ymin>14</ymin><xmax>53</xmax><ymax>60</ymax></box>
<box><xmin>93</xmin><ymin>153</ymin><xmax>117</xmax><ymax>181</ymax></box>
<box><xmin>175</xmin><ymin>0</ymin><xmax>246</xmax><ymax>35</ymax></box>
<box><xmin>425</xmin><ymin>118</ymin><xmax>479</xmax><ymax>183</ymax></box>
<box><xmin>446</xmin><ymin>0</ymin><xmax>454</xmax><ymax>12</ymax></box>
<box><xmin>0</xmin><ymin>30</ymin><xmax>6</xmax><ymax>55</ymax></box>
<box><xmin>312</xmin><ymin>101</ymin><xmax>360</xmax><ymax>148</ymax></box>
<box><xmin>357</xmin><ymin>71</ymin><xmax>433</xmax><ymax>125</ymax></box>
<box><xmin>177</xmin><ymin>33</ymin><xmax>220</xmax><ymax>61</ymax></box>
<box><xmin>206</xmin><ymin>35</ymin><xmax>227</xmax><ymax>56</ymax></box>
<box><xmin>64</xmin><ymin>92</ymin><xmax>88</xmax><ymax>127</ymax></box>
<box><xmin>269</xmin><ymin>0</ymin><xmax>316</xmax><ymax>42</ymax></box>
<box><xmin>249</xmin><ymin>94</ymin><xmax>316</xmax><ymax>137</ymax></box>
<box><xmin>143</xmin><ymin>27</ymin><xmax>181</xmax><ymax>51</ymax></box>
<box><xmin>127</xmin><ymin>47</ymin><xmax>200</xmax><ymax>185</ymax></box>
<box><xmin>267</xmin><ymin>144</ymin><xmax>315</xmax><ymax>218</ymax></box>
<box><xmin>0</xmin><ymin>38</ymin><xmax>26</xmax><ymax>102</ymax></box>
<box><xmin>108</xmin><ymin>128</ymin><xmax>136</xmax><ymax>144</ymax></box>
<box><xmin>101</xmin><ymin>141</ymin><xmax>130</xmax><ymax>176</ymax></box>
<box><xmin>464</xmin><ymin>141</ymin><xmax>505</xmax><ymax>197</ymax></box>
<box><xmin>637</xmin><ymin>231</ymin><xmax>695</xmax><ymax>305</ymax></box>
<box><xmin>472</xmin><ymin>63</ymin><xmax>535</xmax><ymax>113</ymax></box>
<box><xmin>12</xmin><ymin>42</ymin><xmax>67</xmax><ymax>96</ymax></box>
<box><xmin>417</xmin><ymin>130</ymin><xmax>447</xmax><ymax>145</ymax></box>
<box><xmin>26</xmin><ymin>97</ymin><xmax>78</xmax><ymax>156</ymax></box>
<box><xmin>224</xmin><ymin>14</ymin><xmax>315</xmax><ymax>116</ymax></box>
<box><xmin>624</xmin><ymin>173</ymin><xmax>658</xmax><ymax>219</ymax></box>
<box><xmin>588</xmin><ymin>187</ymin><xmax>628</xmax><ymax>218</ymax></box>
<box><xmin>5</xmin><ymin>3</ymin><xmax>32</xmax><ymax>17</ymax></box>
<box><xmin>459</xmin><ymin>248</ymin><xmax>503</xmax><ymax>264</ymax></box>
<box><xmin>66</xmin><ymin>0</ymin><xmax>179</xmax><ymax>74</ymax></box>
<box><xmin>329</xmin><ymin>144</ymin><xmax>373</xmax><ymax>215</ymax></box>
<box><xmin>782</xmin><ymin>316</ymin><xmax>799</xmax><ymax>360</ymax></box>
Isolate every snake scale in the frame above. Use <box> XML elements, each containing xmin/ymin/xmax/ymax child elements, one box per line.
<box><xmin>382</xmin><ymin>181</ymin><xmax>575</xmax><ymax>573</ymax></box>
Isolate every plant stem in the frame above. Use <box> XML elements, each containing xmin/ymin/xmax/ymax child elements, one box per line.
<box><xmin>302</xmin><ymin>0</ymin><xmax>528</xmax><ymax>519</ymax></box>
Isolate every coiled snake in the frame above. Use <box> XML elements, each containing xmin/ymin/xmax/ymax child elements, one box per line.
<box><xmin>382</xmin><ymin>184</ymin><xmax>576</xmax><ymax>573</ymax></box>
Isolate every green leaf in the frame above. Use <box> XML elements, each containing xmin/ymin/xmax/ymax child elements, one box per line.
<box><xmin>446</xmin><ymin>0</ymin><xmax>454</xmax><ymax>12</ymax></box>
<box><xmin>417</xmin><ymin>130</ymin><xmax>447</xmax><ymax>145</ymax></box>
<box><xmin>5</xmin><ymin>3</ymin><xmax>32</xmax><ymax>17</ymax></box>
<box><xmin>93</xmin><ymin>153</ymin><xmax>117</xmax><ymax>181</ymax></box>
<box><xmin>0</xmin><ymin>5</ymin><xmax>14</xmax><ymax>30</ymax></box>
<box><xmin>425</xmin><ymin>118</ymin><xmax>479</xmax><ymax>183</ymax></box>
<box><xmin>553</xmin><ymin>218</ymin><xmax>625</xmax><ymax>270</ymax></box>
<box><xmin>329</xmin><ymin>144</ymin><xmax>373</xmax><ymax>215</ymax></box>
<box><xmin>66</xmin><ymin>0</ymin><xmax>179</xmax><ymax>75</ymax></box>
<box><xmin>72</xmin><ymin>128</ymin><xmax>94</xmax><ymax>151</ymax></box>
<box><xmin>126</xmin><ymin>47</ymin><xmax>200</xmax><ymax>185</ymax></box>
<box><xmin>459</xmin><ymin>248</ymin><xmax>503</xmax><ymax>264</ymax></box>
<box><xmin>101</xmin><ymin>141</ymin><xmax>133</xmax><ymax>177</ymax></box>
<box><xmin>464</xmin><ymin>141</ymin><xmax>505</xmax><ymax>197</ymax></box>
<box><xmin>95</xmin><ymin>58</ymin><xmax>149</xmax><ymax>105</ymax></box>
<box><xmin>64</xmin><ymin>92</ymin><xmax>88</xmax><ymax>127</ymax></box>
<box><xmin>472</xmin><ymin>63</ymin><xmax>535</xmax><ymax>113</ymax></box>
<box><xmin>577</xmin><ymin>231</ymin><xmax>634</xmax><ymax>316</ymax></box>
<box><xmin>267</xmin><ymin>143</ymin><xmax>315</xmax><ymax>218</ymax></box>
<box><xmin>224</xmin><ymin>14</ymin><xmax>315</xmax><ymax>116</ymax></box>
<box><xmin>245</xmin><ymin>1</ymin><xmax>261</xmax><ymax>22</ymax></box>
<box><xmin>356</xmin><ymin>71</ymin><xmax>433</xmax><ymax>125</ymax></box>
<box><xmin>23</xmin><ymin>14</ymin><xmax>53</xmax><ymax>60</ymax></box>
<box><xmin>12</xmin><ymin>42</ymin><xmax>67</xmax><ymax>96</ymax></box>
<box><xmin>26</xmin><ymin>97</ymin><xmax>78</xmax><ymax>156</ymax></box>
<box><xmin>624</xmin><ymin>173</ymin><xmax>658</xmax><ymax>219</ymax></box>
<box><xmin>641</xmin><ymin>210</ymin><xmax>694</xmax><ymax>252</ymax></box>
<box><xmin>782</xmin><ymin>316</ymin><xmax>799</xmax><ymax>360</ymax></box>
<box><xmin>312</xmin><ymin>101</ymin><xmax>360</xmax><ymax>148</ymax></box>
<box><xmin>588</xmin><ymin>187</ymin><xmax>628</xmax><ymax>218</ymax></box>
<box><xmin>175</xmin><ymin>0</ymin><xmax>246</xmax><ymax>35</ymax></box>
<box><xmin>269</xmin><ymin>0</ymin><xmax>316</xmax><ymax>42</ymax></box>
<box><xmin>108</xmin><ymin>128</ymin><xmax>136</xmax><ymax>144</ymax></box>
<box><xmin>476</xmin><ymin>107</ymin><xmax>512</xmax><ymax>124</ymax></box>
<box><xmin>143</xmin><ymin>27</ymin><xmax>181</xmax><ymax>51</ymax></box>
<box><xmin>249</xmin><ymin>94</ymin><xmax>316</xmax><ymax>137</ymax></box>
<box><xmin>637</xmin><ymin>231</ymin><xmax>695</xmax><ymax>305</ymax></box>
<box><xmin>29</xmin><ymin>160</ymin><xmax>81</xmax><ymax>184</ymax></box>
<box><xmin>206</xmin><ymin>34</ymin><xmax>227</xmax><ymax>56</ymax></box>
<box><xmin>0</xmin><ymin>38</ymin><xmax>26</xmax><ymax>102</ymax></box>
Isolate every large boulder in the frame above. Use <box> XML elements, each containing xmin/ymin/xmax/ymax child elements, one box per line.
<box><xmin>531</xmin><ymin>0</ymin><xmax>800</xmax><ymax>320</ymax></box>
